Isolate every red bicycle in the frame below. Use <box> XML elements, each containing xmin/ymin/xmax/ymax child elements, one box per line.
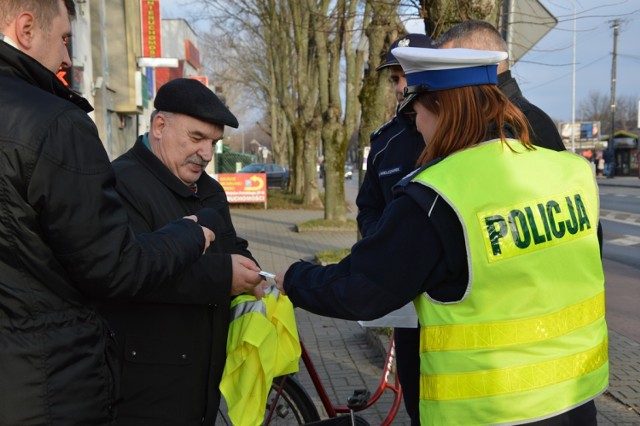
<box><xmin>259</xmin><ymin>330</ymin><xmax>402</xmax><ymax>425</ymax></box>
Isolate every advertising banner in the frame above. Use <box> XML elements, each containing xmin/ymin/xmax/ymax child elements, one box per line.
<box><xmin>215</xmin><ymin>173</ymin><xmax>267</xmax><ymax>206</ymax></box>
<box><xmin>141</xmin><ymin>0</ymin><xmax>162</xmax><ymax>57</ymax></box>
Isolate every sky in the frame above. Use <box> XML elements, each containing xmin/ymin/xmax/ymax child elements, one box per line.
<box><xmin>162</xmin><ymin>0</ymin><xmax>640</xmax><ymax>126</ymax></box>
<box><xmin>405</xmin><ymin>0</ymin><xmax>640</xmax><ymax>125</ymax></box>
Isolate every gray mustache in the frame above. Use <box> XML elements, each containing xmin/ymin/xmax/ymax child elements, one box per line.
<box><xmin>185</xmin><ymin>155</ymin><xmax>208</xmax><ymax>168</ymax></box>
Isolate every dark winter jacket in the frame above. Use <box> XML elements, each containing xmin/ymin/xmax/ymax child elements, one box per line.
<box><xmin>499</xmin><ymin>70</ymin><xmax>566</xmax><ymax>152</ymax></box>
<box><xmin>100</xmin><ymin>138</ymin><xmax>255</xmax><ymax>425</ymax></box>
<box><xmin>0</xmin><ymin>40</ymin><xmax>204</xmax><ymax>425</ymax></box>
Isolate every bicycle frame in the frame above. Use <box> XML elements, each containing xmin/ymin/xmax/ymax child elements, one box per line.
<box><xmin>299</xmin><ymin>331</ymin><xmax>403</xmax><ymax>426</ymax></box>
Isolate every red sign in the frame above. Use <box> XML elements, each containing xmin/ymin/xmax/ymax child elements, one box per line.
<box><xmin>185</xmin><ymin>39</ymin><xmax>200</xmax><ymax>69</ymax></box>
<box><xmin>141</xmin><ymin>0</ymin><xmax>162</xmax><ymax>57</ymax></box>
<box><xmin>215</xmin><ymin>173</ymin><xmax>267</xmax><ymax>204</ymax></box>
<box><xmin>189</xmin><ymin>75</ymin><xmax>209</xmax><ymax>86</ymax></box>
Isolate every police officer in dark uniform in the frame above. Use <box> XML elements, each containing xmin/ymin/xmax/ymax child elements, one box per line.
<box><xmin>355</xmin><ymin>33</ymin><xmax>432</xmax><ymax>425</ymax></box>
<box><xmin>357</xmin><ymin>33</ymin><xmax>433</xmax><ymax>235</ymax></box>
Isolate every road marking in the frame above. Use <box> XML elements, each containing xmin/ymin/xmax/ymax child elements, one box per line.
<box><xmin>600</xmin><ymin>209</ymin><xmax>640</xmax><ymax>227</ymax></box>
<box><xmin>607</xmin><ymin>235</ymin><xmax>640</xmax><ymax>246</ymax></box>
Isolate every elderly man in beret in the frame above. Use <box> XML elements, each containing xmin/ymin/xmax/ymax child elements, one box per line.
<box><xmin>99</xmin><ymin>78</ymin><xmax>265</xmax><ymax>425</ymax></box>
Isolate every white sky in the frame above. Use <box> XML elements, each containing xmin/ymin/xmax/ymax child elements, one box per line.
<box><xmin>511</xmin><ymin>0</ymin><xmax>639</xmax><ymax>125</ymax></box>
<box><xmin>162</xmin><ymin>0</ymin><xmax>640</xmax><ymax>126</ymax></box>
<box><xmin>403</xmin><ymin>0</ymin><xmax>640</xmax><ymax>125</ymax></box>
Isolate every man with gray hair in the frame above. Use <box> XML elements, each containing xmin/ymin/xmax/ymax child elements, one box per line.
<box><xmin>100</xmin><ymin>78</ymin><xmax>264</xmax><ymax>425</ymax></box>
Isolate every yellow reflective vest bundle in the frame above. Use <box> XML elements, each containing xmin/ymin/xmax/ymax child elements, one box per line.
<box><xmin>411</xmin><ymin>140</ymin><xmax>608</xmax><ymax>425</ymax></box>
<box><xmin>220</xmin><ymin>286</ymin><xmax>301</xmax><ymax>426</ymax></box>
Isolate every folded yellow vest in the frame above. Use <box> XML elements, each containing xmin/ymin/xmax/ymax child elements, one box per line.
<box><xmin>220</xmin><ymin>286</ymin><xmax>301</xmax><ymax>426</ymax></box>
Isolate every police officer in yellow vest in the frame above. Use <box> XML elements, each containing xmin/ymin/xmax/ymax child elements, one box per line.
<box><xmin>276</xmin><ymin>46</ymin><xmax>607</xmax><ymax>425</ymax></box>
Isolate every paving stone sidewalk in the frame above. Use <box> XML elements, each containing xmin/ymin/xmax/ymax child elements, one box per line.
<box><xmin>229</xmin><ymin>178</ymin><xmax>640</xmax><ymax>424</ymax></box>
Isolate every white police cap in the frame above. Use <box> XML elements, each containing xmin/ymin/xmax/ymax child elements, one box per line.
<box><xmin>392</xmin><ymin>47</ymin><xmax>508</xmax><ymax>112</ymax></box>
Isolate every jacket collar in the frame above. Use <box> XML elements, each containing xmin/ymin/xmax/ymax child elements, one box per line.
<box><xmin>497</xmin><ymin>70</ymin><xmax>522</xmax><ymax>100</ymax></box>
<box><xmin>131</xmin><ymin>136</ymin><xmax>216</xmax><ymax>199</ymax></box>
<box><xmin>0</xmin><ymin>39</ymin><xmax>93</xmax><ymax>113</ymax></box>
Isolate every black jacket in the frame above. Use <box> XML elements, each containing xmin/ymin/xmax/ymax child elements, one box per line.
<box><xmin>0</xmin><ymin>41</ymin><xmax>204</xmax><ymax>425</ymax></box>
<box><xmin>100</xmin><ymin>138</ymin><xmax>255</xmax><ymax>425</ymax></box>
<box><xmin>356</xmin><ymin>113</ymin><xmax>424</xmax><ymax>237</ymax></box>
<box><xmin>499</xmin><ymin>71</ymin><xmax>566</xmax><ymax>152</ymax></box>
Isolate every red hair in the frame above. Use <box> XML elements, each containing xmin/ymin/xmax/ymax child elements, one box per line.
<box><xmin>416</xmin><ymin>85</ymin><xmax>532</xmax><ymax>165</ymax></box>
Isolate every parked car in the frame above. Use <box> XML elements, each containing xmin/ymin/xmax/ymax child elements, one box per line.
<box><xmin>238</xmin><ymin>163</ymin><xmax>290</xmax><ymax>189</ymax></box>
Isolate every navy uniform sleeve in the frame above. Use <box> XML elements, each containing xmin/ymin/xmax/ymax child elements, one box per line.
<box><xmin>285</xmin><ymin>193</ymin><xmax>448</xmax><ymax>320</ymax></box>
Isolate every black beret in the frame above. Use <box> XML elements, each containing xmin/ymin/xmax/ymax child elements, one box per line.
<box><xmin>154</xmin><ymin>78</ymin><xmax>239</xmax><ymax>128</ymax></box>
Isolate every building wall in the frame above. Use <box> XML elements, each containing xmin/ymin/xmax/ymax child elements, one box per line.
<box><xmin>71</xmin><ymin>2</ymin><xmax>204</xmax><ymax>159</ymax></box>
<box><xmin>89</xmin><ymin>0</ymin><xmax>142</xmax><ymax>160</ymax></box>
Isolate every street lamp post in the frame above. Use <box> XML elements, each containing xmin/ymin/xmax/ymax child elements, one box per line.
<box><xmin>608</xmin><ymin>19</ymin><xmax>620</xmax><ymax>177</ymax></box>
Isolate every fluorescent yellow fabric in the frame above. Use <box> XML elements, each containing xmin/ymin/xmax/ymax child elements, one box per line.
<box><xmin>220</xmin><ymin>289</ymin><xmax>300</xmax><ymax>426</ymax></box>
<box><xmin>264</xmin><ymin>287</ymin><xmax>301</xmax><ymax>376</ymax></box>
<box><xmin>411</xmin><ymin>140</ymin><xmax>608</xmax><ymax>425</ymax></box>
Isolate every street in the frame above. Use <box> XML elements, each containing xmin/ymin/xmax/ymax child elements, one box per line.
<box><xmin>599</xmin><ymin>184</ymin><xmax>640</xmax><ymax>343</ymax></box>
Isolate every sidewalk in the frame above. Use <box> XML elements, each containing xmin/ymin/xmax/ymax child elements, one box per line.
<box><xmin>229</xmin><ymin>175</ymin><xmax>640</xmax><ymax>424</ymax></box>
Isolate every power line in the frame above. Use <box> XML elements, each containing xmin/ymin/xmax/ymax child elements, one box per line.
<box><xmin>519</xmin><ymin>54</ymin><xmax>609</xmax><ymax>91</ymax></box>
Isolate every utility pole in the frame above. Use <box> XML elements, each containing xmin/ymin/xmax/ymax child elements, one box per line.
<box><xmin>571</xmin><ymin>0</ymin><xmax>577</xmax><ymax>153</ymax></box>
<box><xmin>611</xmin><ymin>19</ymin><xmax>620</xmax><ymax>143</ymax></box>
<box><xmin>607</xmin><ymin>19</ymin><xmax>620</xmax><ymax>177</ymax></box>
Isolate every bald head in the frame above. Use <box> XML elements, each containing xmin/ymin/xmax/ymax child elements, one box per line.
<box><xmin>436</xmin><ymin>20</ymin><xmax>509</xmax><ymax>73</ymax></box>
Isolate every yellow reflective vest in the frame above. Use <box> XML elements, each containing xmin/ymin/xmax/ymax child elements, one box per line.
<box><xmin>411</xmin><ymin>140</ymin><xmax>608</xmax><ymax>425</ymax></box>
<box><xmin>219</xmin><ymin>286</ymin><xmax>300</xmax><ymax>426</ymax></box>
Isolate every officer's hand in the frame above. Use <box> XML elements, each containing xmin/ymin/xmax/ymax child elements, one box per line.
<box><xmin>275</xmin><ymin>270</ymin><xmax>287</xmax><ymax>295</ymax></box>
<box><xmin>230</xmin><ymin>254</ymin><xmax>263</xmax><ymax>296</ymax></box>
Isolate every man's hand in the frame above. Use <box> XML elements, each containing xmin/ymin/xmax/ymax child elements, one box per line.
<box><xmin>230</xmin><ymin>254</ymin><xmax>266</xmax><ymax>297</ymax></box>
<box><xmin>183</xmin><ymin>215</ymin><xmax>215</xmax><ymax>253</ymax></box>
<box><xmin>275</xmin><ymin>270</ymin><xmax>286</xmax><ymax>295</ymax></box>
<box><xmin>200</xmin><ymin>227</ymin><xmax>215</xmax><ymax>253</ymax></box>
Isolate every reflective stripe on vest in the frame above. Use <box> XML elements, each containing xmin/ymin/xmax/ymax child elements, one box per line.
<box><xmin>422</xmin><ymin>291</ymin><xmax>605</xmax><ymax>352</ymax></box>
<box><xmin>411</xmin><ymin>140</ymin><xmax>608</xmax><ymax>426</ymax></box>
<box><xmin>221</xmin><ymin>287</ymin><xmax>301</xmax><ymax>426</ymax></box>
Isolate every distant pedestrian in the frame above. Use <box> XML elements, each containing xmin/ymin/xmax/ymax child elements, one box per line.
<box><xmin>604</xmin><ymin>149</ymin><xmax>616</xmax><ymax>178</ymax></box>
<box><xmin>597</xmin><ymin>157</ymin><xmax>605</xmax><ymax>176</ymax></box>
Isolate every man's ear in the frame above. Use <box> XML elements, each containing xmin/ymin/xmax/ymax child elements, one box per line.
<box><xmin>151</xmin><ymin>114</ymin><xmax>166</xmax><ymax>139</ymax></box>
<box><xmin>13</xmin><ymin>12</ymin><xmax>37</xmax><ymax>50</ymax></box>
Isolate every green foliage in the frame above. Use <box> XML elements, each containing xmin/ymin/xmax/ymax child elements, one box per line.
<box><xmin>296</xmin><ymin>219</ymin><xmax>357</xmax><ymax>232</ymax></box>
<box><xmin>314</xmin><ymin>248</ymin><xmax>351</xmax><ymax>266</ymax></box>
<box><xmin>371</xmin><ymin>327</ymin><xmax>393</xmax><ymax>337</ymax></box>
